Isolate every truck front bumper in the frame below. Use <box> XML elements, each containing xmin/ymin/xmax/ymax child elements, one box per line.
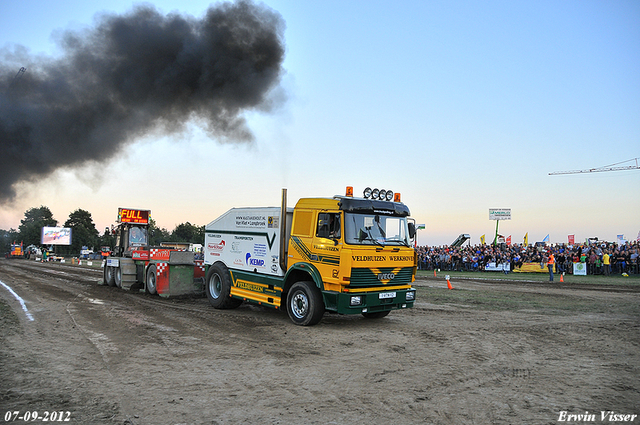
<box><xmin>323</xmin><ymin>288</ymin><xmax>416</xmax><ymax>315</ymax></box>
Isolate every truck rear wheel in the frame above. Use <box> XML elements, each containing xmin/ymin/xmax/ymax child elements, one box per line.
<box><xmin>287</xmin><ymin>281</ymin><xmax>325</xmax><ymax>326</ymax></box>
<box><xmin>206</xmin><ymin>263</ymin><xmax>241</xmax><ymax>309</ymax></box>
<box><xmin>146</xmin><ymin>265</ymin><xmax>158</xmax><ymax>295</ymax></box>
<box><xmin>104</xmin><ymin>266</ymin><xmax>116</xmax><ymax>286</ymax></box>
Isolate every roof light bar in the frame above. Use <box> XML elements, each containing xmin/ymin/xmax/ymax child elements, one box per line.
<box><xmin>362</xmin><ymin>187</ymin><xmax>395</xmax><ymax>201</ymax></box>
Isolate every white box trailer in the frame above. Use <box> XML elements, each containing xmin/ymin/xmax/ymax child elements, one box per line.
<box><xmin>204</xmin><ymin>207</ymin><xmax>293</xmax><ymax>276</ymax></box>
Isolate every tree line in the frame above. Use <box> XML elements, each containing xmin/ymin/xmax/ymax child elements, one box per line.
<box><xmin>0</xmin><ymin>206</ymin><xmax>204</xmax><ymax>256</ymax></box>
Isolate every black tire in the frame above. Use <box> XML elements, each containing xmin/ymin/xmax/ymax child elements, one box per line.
<box><xmin>114</xmin><ymin>266</ymin><xmax>122</xmax><ymax>288</ymax></box>
<box><xmin>205</xmin><ymin>263</ymin><xmax>242</xmax><ymax>309</ymax></box>
<box><xmin>104</xmin><ymin>266</ymin><xmax>116</xmax><ymax>287</ymax></box>
<box><xmin>287</xmin><ymin>281</ymin><xmax>325</xmax><ymax>326</ymax></box>
<box><xmin>146</xmin><ymin>265</ymin><xmax>158</xmax><ymax>295</ymax></box>
<box><xmin>362</xmin><ymin>310</ymin><xmax>391</xmax><ymax>319</ymax></box>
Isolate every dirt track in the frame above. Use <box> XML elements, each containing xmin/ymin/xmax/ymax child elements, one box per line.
<box><xmin>1</xmin><ymin>258</ymin><xmax>639</xmax><ymax>425</ymax></box>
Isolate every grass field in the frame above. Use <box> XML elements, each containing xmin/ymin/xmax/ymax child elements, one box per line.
<box><xmin>415</xmin><ymin>269</ymin><xmax>640</xmax><ymax>316</ymax></box>
<box><xmin>415</xmin><ymin>285</ymin><xmax>640</xmax><ymax>316</ymax></box>
<box><xmin>417</xmin><ymin>269</ymin><xmax>640</xmax><ymax>286</ymax></box>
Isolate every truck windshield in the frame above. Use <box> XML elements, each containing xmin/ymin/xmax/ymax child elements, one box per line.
<box><xmin>129</xmin><ymin>226</ymin><xmax>148</xmax><ymax>246</ymax></box>
<box><xmin>344</xmin><ymin>212</ymin><xmax>410</xmax><ymax>246</ymax></box>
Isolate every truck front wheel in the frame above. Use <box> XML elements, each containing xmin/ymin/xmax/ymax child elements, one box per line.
<box><xmin>206</xmin><ymin>263</ymin><xmax>241</xmax><ymax>309</ymax></box>
<box><xmin>287</xmin><ymin>281</ymin><xmax>325</xmax><ymax>326</ymax></box>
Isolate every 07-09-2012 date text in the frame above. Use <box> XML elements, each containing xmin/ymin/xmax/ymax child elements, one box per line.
<box><xmin>3</xmin><ymin>411</ymin><xmax>71</xmax><ymax>422</ymax></box>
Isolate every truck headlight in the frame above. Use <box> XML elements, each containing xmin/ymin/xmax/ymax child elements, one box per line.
<box><xmin>350</xmin><ymin>295</ymin><xmax>363</xmax><ymax>306</ymax></box>
<box><xmin>406</xmin><ymin>291</ymin><xmax>416</xmax><ymax>301</ymax></box>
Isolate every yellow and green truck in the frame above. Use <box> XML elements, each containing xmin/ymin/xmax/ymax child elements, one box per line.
<box><xmin>204</xmin><ymin>187</ymin><xmax>417</xmax><ymax>326</ymax></box>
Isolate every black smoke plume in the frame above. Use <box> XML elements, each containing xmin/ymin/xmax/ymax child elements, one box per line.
<box><xmin>0</xmin><ymin>0</ymin><xmax>285</xmax><ymax>202</ymax></box>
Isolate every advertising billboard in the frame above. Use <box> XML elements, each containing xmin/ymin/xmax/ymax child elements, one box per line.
<box><xmin>41</xmin><ymin>227</ymin><xmax>72</xmax><ymax>245</ymax></box>
<box><xmin>489</xmin><ymin>208</ymin><xmax>511</xmax><ymax>220</ymax></box>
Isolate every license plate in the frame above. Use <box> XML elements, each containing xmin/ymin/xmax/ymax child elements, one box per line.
<box><xmin>106</xmin><ymin>258</ymin><xmax>120</xmax><ymax>267</ymax></box>
<box><xmin>379</xmin><ymin>291</ymin><xmax>396</xmax><ymax>299</ymax></box>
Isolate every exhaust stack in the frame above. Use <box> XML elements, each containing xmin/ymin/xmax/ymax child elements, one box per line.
<box><xmin>279</xmin><ymin>188</ymin><xmax>288</xmax><ymax>272</ymax></box>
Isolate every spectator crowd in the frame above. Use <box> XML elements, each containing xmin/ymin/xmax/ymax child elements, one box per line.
<box><xmin>416</xmin><ymin>240</ymin><xmax>640</xmax><ymax>275</ymax></box>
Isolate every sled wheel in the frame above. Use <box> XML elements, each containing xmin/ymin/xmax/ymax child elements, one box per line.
<box><xmin>146</xmin><ymin>265</ymin><xmax>158</xmax><ymax>295</ymax></box>
<box><xmin>104</xmin><ymin>266</ymin><xmax>116</xmax><ymax>287</ymax></box>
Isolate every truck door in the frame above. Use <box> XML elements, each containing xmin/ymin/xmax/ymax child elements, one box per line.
<box><xmin>312</xmin><ymin>212</ymin><xmax>342</xmax><ymax>288</ymax></box>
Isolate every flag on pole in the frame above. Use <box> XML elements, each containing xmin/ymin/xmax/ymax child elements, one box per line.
<box><xmin>542</xmin><ymin>234</ymin><xmax>549</xmax><ymax>243</ymax></box>
<box><xmin>506</xmin><ymin>235</ymin><xmax>511</xmax><ymax>245</ymax></box>
<box><xmin>480</xmin><ymin>234</ymin><xmax>485</xmax><ymax>245</ymax></box>
<box><xmin>524</xmin><ymin>232</ymin><xmax>528</xmax><ymax>246</ymax></box>
<box><xmin>414</xmin><ymin>224</ymin><xmax>425</xmax><ymax>247</ymax></box>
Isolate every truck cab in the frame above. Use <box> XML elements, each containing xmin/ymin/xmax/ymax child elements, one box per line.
<box><xmin>285</xmin><ymin>193</ymin><xmax>417</xmax><ymax>323</ymax></box>
<box><xmin>113</xmin><ymin>223</ymin><xmax>149</xmax><ymax>257</ymax></box>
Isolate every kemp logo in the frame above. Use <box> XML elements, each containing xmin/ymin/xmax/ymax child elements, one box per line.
<box><xmin>246</xmin><ymin>253</ymin><xmax>265</xmax><ymax>267</ymax></box>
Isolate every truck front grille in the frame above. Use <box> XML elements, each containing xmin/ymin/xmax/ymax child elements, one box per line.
<box><xmin>348</xmin><ymin>267</ymin><xmax>413</xmax><ymax>288</ymax></box>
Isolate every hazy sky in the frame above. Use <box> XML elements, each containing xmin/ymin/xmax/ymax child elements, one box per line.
<box><xmin>1</xmin><ymin>0</ymin><xmax>638</xmax><ymax>246</ymax></box>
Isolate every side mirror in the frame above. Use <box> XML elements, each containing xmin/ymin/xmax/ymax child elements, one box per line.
<box><xmin>408</xmin><ymin>222</ymin><xmax>416</xmax><ymax>239</ymax></box>
<box><xmin>317</xmin><ymin>218</ymin><xmax>330</xmax><ymax>239</ymax></box>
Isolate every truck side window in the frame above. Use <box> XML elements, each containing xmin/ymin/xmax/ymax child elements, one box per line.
<box><xmin>317</xmin><ymin>213</ymin><xmax>341</xmax><ymax>239</ymax></box>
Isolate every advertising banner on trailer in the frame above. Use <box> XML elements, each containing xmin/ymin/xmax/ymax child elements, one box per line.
<box><xmin>205</xmin><ymin>207</ymin><xmax>293</xmax><ymax>277</ymax></box>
